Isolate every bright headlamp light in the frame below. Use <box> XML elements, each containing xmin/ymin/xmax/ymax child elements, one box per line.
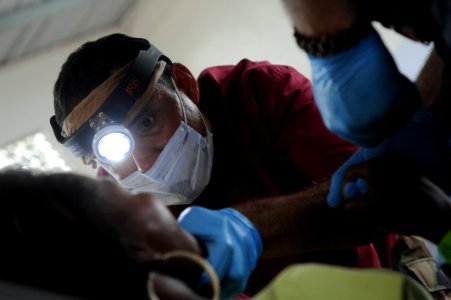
<box><xmin>92</xmin><ymin>125</ymin><xmax>135</xmax><ymax>164</ymax></box>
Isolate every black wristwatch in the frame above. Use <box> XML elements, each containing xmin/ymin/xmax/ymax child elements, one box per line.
<box><xmin>293</xmin><ymin>19</ymin><xmax>372</xmax><ymax>57</ymax></box>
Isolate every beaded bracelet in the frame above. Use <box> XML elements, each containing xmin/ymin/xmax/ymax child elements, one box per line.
<box><xmin>293</xmin><ymin>19</ymin><xmax>372</xmax><ymax>57</ymax></box>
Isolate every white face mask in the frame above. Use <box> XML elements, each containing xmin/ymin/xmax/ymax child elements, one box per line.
<box><xmin>119</xmin><ymin>82</ymin><xmax>213</xmax><ymax>205</ymax></box>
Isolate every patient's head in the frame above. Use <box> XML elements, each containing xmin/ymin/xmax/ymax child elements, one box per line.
<box><xmin>0</xmin><ymin>169</ymin><xmax>201</xmax><ymax>299</ymax></box>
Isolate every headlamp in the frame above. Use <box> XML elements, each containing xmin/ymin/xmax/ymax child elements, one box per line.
<box><xmin>92</xmin><ymin>124</ymin><xmax>135</xmax><ymax>164</ymax></box>
<box><xmin>50</xmin><ymin>43</ymin><xmax>171</xmax><ymax>164</ymax></box>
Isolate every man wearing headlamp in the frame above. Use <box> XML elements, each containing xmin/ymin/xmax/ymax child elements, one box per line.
<box><xmin>51</xmin><ymin>39</ymin><xmax>212</xmax><ymax>205</ymax></box>
<box><xmin>51</xmin><ymin>33</ymin><xmax>394</xmax><ymax>299</ymax></box>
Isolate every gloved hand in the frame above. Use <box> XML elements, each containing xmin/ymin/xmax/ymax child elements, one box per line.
<box><xmin>178</xmin><ymin>206</ymin><xmax>263</xmax><ymax>299</ymax></box>
<box><xmin>327</xmin><ymin>111</ymin><xmax>451</xmax><ymax>208</ymax></box>
<box><xmin>309</xmin><ymin>25</ymin><xmax>420</xmax><ymax>147</ymax></box>
<box><xmin>328</xmin><ymin>149</ymin><xmax>367</xmax><ymax>208</ymax></box>
<box><xmin>341</xmin><ymin>156</ymin><xmax>451</xmax><ymax>244</ymax></box>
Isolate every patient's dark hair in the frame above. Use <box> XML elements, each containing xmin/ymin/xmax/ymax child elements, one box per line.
<box><xmin>0</xmin><ymin>169</ymin><xmax>148</xmax><ymax>299</ymax></box>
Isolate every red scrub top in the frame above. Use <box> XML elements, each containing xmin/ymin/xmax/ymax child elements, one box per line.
<box><xmin>193</xmin><ymin>59</ymin><xmax>395</xmax><ymax>296</ymax></box>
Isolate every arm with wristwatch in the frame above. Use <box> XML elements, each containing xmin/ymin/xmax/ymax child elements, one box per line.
<box><xmin>281</xmin><ymin>0</ymin><xmax>422</xmax><ymax>147</ymax></box>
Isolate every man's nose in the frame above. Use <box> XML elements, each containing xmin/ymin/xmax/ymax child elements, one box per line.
<box><xmin>131</xmin><ymin>151</ymin><xmax>154</xmax><ymax>173</ymax></box>
<box><xmin>105</xmin><ymin>156</ymin><xmax>137</xmax><ymax>181</ymax></box>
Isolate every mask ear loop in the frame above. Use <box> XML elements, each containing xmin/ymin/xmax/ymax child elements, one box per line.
<box><xmin>123</xmin><ymin>61</ymin><xmax>167</xmax><ymax>127</ymax></box>
<box><xmin>171</xmin><ymin>78</ymin><xmax>188</xmax><ymax>124</ymax></box>
<box><xmin>147</xmin><ymin>250</ymin><xmax>220</xmax><ymax>300</ymax></box>
<box><xmin>171</xmin><ymin>77</ymin><xmax>212</xmax><ymax>136</ymax></box>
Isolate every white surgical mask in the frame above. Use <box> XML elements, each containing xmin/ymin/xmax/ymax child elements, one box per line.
<box><xmin>119</xmin><ymin>82</ymin><xmax>213</xmax><ymax>205</ymax></box>
<box><xmin>119</xmin><ymin>171</ymin><xmax>189</xmax><ymax>205</ymax></box>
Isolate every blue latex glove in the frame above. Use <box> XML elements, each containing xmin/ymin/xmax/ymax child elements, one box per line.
<box><xmin>328</xmin><ymin>149</ymin><xmax>367</xmax><ymax>208</ymax></box>
<box><xmin>309</xmin><ymin>26</ymin><xmax>420</xmax><ymax>147</ymax></box>
<box><xmin>178</xmin><ymin>206</ymin><xmax>263</xmax><ymax>299</ymax></box>
<box><xmin>327</xmin><ymin>111</ymin><xmax>451</xmax><ymax>207</ymax></box>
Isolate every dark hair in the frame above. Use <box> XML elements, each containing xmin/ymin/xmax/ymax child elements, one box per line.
<box><xmin>53</xmin><ymin>33</ymin><xmax>172</xmax><ymax>126</ymax></box>
<box><xmin>0</xmin><ymin>169</ymin><xmax>148</xmax><ymax>299</ymax></box>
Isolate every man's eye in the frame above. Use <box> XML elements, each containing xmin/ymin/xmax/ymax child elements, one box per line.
<box><xmin>142</xmin><ymin>117</ymin><xmax>154</xmax><ymax>128</ymax></box>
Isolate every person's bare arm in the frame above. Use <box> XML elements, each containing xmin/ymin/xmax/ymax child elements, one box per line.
<box><xmin>234</xmin><ymin>180</ymin><xmax>379</xmax><ymax>258</ymax></box>
<box><xmin>415</xmin><ymin>47</ymin><xmax>451</xmax><ymax>111</ymax></box>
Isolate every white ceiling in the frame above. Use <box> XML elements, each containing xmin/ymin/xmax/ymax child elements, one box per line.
<box><xmin>0</xmin><ymin>0</ymin><xmax>137</xmax><ymax>65</ymax></box>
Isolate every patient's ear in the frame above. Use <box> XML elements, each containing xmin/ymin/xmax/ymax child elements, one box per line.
<box><xmin>171</xmin><ymin>63</ymin><xmax>200</xmax><ymax>103</ymax></box>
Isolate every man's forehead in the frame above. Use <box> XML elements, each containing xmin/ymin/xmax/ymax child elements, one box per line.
<box><xmin>121</xmin><ymin>62</ymin><xmax>167</xmax><ymax>127</ymax></box>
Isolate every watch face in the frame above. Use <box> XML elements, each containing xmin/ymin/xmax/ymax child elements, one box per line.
<box><xmin>0</xmin><ymin>280</ymin><xmax>82</xmax><ymax>300</ymax></box>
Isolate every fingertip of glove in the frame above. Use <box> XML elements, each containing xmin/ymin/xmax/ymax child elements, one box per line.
<box><xmin>344</xmin><ymin>179</ymin><xmax>369</xmax><ymax>199</ymax></box>
<box><xmin>355</xmin><ymin>178</ymin><xmax>369</xmax><ymax>194</ymax></box>
<box><xmin>177</xmin><ymin>205</ymin><xmax>207</xmax><ymax>223</ymax></box>
<box><xmin>344</xmin><ymin>182</ymin><xmax>357</xmax><ymax>198</ymax></box>
<box><xmin>327</xmin><ymin>192</ymin><xmax>340</xmax><ymax>208</ymax></box>
<box><xmin>220</xmin><ymin>208</ymin><xmax>264</xmax><ymax>257</ymax></box>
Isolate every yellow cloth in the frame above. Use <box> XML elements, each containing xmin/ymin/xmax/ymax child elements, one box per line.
<box><xmin>254</xmin><ymin>263</ymin><xmax>434</xmax><ymax>300</ymax></box>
